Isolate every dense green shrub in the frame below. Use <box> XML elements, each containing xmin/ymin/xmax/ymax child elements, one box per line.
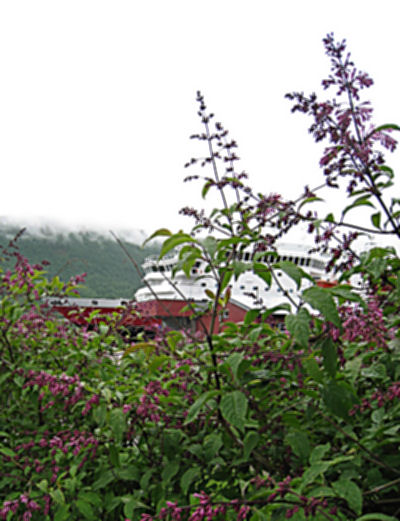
<box><xmin>1</xmin><ymin>34</ymin><xmax>400</xmax><ymax>520</ymax></box>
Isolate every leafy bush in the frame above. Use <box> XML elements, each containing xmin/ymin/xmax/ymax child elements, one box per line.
<box><xmin>1</xmin><ymin>34</ymin><xmax>400</xmax><ymax>520</ymax></box>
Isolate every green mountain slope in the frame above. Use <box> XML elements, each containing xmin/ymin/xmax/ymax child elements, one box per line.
<box><xmin>0</xmin><ymin>225</ymin><xmax>159</xmax><ymax>298</ymax></box>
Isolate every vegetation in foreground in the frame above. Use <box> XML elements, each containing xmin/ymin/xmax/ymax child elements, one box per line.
<box><xmin>1</xmin><ymin>35</ymin><xmax>400</xmax><ymax>520</ymax></box>
<box><xmin>0</xmin><ymin>226</ymin><xmax>159</xmax><ymax>298</ymax></box>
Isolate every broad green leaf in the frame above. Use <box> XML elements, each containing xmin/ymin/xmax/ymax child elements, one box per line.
<box><xmin>244</xmin><ymin>309</ymin><xmax>260</xmax><ymax>325</ymax></box>
<box><xmin>310</xmin><ymin>443</ymin><xmax>331</xmax><ymax>464</ymax></box>
<box><xmin>371</xmin><ymin>212</ymin><xmax>381</xmax><ymax>229</ymax></box>
<box><xmin>203</xmin><ymin>433</ymin><xmax>223</xmax><ymax>460</ymax></box>
<box><xmin>298</xmin><ymin>196</ymin><xmax>324</xmax><ymax>210</ymax></box>
<box><xmin>253</xmin><ymin>262</ymin><xmax>272</xmax><ymax>286</ymax></box>
<box><xmin>75</xmin><ymin>499</ymin><xmax>95</xmax><ymax>520</ymax></box>
<box><xmin>321</xmin><ymin>381</ymin><xmax>358</xmax><ymax>419</ymax></box>
<box><xmin>184</xmin><ymin>390</ymin><xmax>220</xmax><ymax>424</ymax></box>
<box><xmin>162</xmin><ymin>460</ymin><xmax>180</xmax><ymax>482</ymax></box>
<box><xmin>54</xmin><ymin>505</ymin><xmax>70</xmax><ymax>521</ymax></box>
<box><xmin>123</xmin><ymin>342</ymin><xmax>156</xmax><ymax>358</ymax></box>
<box><xmin>220</xmin><ymin>391</ymin><xmax>248</xmax><ymax>432</ymax></box>
<box><xmin>329</xmin><ymin>285</ymin><xmax>363</xmax><ymax>304</ymax></box>
<box><xmin>180</xmin><ymin>467</ymin><xmax>200</xmax><ymax>495</ymax></box>
<box><xmin>285</xmin><ymin>430</ymin><xmax>310</xmax><ymax>462</ymax></box>
<box><xmin>333</xmin><ymin>479</ymin><xmax>362</xmax><ymax>515</ymax></box>
<box><xmin>201</xmin><ymin>236</ymin><xmax>218</xmax><ymax>257</ymax></box>
<box><xmin>110</xmin><ymin>408</ymin><xmax>126</xmax><ymax>444</ymax></box>
<box><xmin>225</xmin><ymin>352</ymin><xmax>244</xmax><ymax>381</ymax></box>
<box><xmin>285</xmin><ymin>308</ymin><xmax>310</xmax><ymax>348</ymax></box>
<box><xmin>92</xmin><ymin>470</ymin><xmax>114</xmax><ymax>490</ymax></box>
<box><xmin>319</xmin><ymin>336</ymin><xmax>337</xmax><ymax>378</ymax></box>
<box><xmin>109</xmin><ymin>445</ymin><xmax>120</xmax><ymax>467</ymax></box>
<box><xmin>356</xmin><ymin>515</ymin><xmax>398</xmax><ymax>521</ymax></box>
<box><xmin>342</xmin><ymin>196</ymin><xmax>375</xmax><ymax>218</ymax></box>
<box><xmin>243</xmin><ymin>431</ymin><xmax>260</xmax><ymax>459</ymax></box>
<box><xmin>116</xmin><ymin>466</ymin><xmax>140</xmax><ymax>481</ymax></box>
<box><xmin>302</xmin><ymin>357</ymin><xmax>324</xmax><ymax>383</ymax></box>
<box><xmin>302</xmin><ymin>286</ymin><xmax>341</xmax><ymax>327</ymax></box>
<box><xmin>0</xmin><ymin>447</ymin><xmax>16</xmax><ymax>458</ymax></box>
<box><xmin>142</xmin><ymin>228</ymin><xmax>172</xmax><ymax>246</ymax></box>
<box><xmin>160</xmin><ymin>234</ymin><xmax>197</xmax><ymax>259</ymax></box>
<box><xmin>233</xmin><ymin>260</ymin><xmax>250</xmax><ymax>280</ymax></box>
<box><xmin>275</xmin><ymin>261</ymin><xmax>313</xmax><ymax>288</ymax></box>
<box><xmin>301</xmin><ymin>461</ymin><xmax>331</xmax><ymax>487</ymax></box>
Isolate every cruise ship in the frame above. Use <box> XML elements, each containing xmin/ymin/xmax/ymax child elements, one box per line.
<box><xmin>135</xmin><ymin>241</ymin><xmax>335</xmax><ymax>310</ymax></box>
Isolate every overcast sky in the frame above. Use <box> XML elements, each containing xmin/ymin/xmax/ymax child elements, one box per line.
<box><xmin>1</xmin><ymin>0</ymin><xmax>399</xmax><ymax>238</ymax></box>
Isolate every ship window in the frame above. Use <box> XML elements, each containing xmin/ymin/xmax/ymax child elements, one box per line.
<box><xmin>244</xmin><ymin>252</ymin><xmax>250</xmax><ymax>261</ymax></box>
<box><xmin>201</xmin><ymin>282</ymin><xmax>206</xmax><ymax>287</ymax></box>
<box><xmin>194</xmin><ymin>261</ymin><xmax>201</xmax><ymax>268</ymax></box>
<box><xmin>240</xmin><ymin>285</ymin><xmax>245</xmax><ymax>290</ymax></box>
<box><xmin>159</xmin><ymin>266</ymin><xmax>165</xmax><ymax>272</ymax></box>
<box><xmin>252</xmin><ymin>286</ymin><xmax>258</xmax><ymax>290</ymax></box>
<box><xmin>306</xmin><ymin>258</ymin><xmax>311</xmax><ymax>267</ymax></box>
<box><xmin>282</xmin><ymin>256</ymin><xmax>287</xmax><ymax>261</ymax></box>
<box><xmin>152</xmin><ymin>266</ymin><xmax>157</xmax><ymax>272</ymax></box>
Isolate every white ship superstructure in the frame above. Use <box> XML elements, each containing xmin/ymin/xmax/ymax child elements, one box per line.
<box><xmin>135</xmin><ymin>241</ymin><xmax>334</xmax><ymax>310</ymax></box>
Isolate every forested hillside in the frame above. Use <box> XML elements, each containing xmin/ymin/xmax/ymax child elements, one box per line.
<box><xmin>0</xmin><ymin>224</ymin><xmax>159</xmax><ymax>298</ymax></box>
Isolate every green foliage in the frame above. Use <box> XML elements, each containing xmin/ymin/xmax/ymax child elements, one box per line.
<box><xmin>2</xmin><ymin>35</ymin><xmax>400</xmax><ymax>521</ymax></box>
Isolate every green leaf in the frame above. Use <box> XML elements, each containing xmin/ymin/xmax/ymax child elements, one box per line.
<box><xmin>285</xmin><ymin>308</ymin><xmax>310</xmax><ymax>348</ymax></box>
<box><xmin>162</xmin><ymin>460</ymin><xmax>180</xmax><ymax>482</ymax></box>
<box><xmin>275</xmin><ymin>261</ymin><xmax>313</xmax><ymax>289</ymax></box>
<box><xmin>301</xmin><ymin>461</ymin><xmax>331</xmax><ymax>487</ymax></box>
<box><xmin>110</xmin><ymin>408</ymin><xmax>126</xmax><ymax>444</ymax></box>
<box><xmin>319</xmin><ymin>336</ymin><xmax>337</xmax><ymax>378</ymax></box>
<box><xmin>342</xmin><ymin>196</ymin><xmax>375</xmax><ymax>217</ymax></box>
<box><xmin>203</xmin><ymin>434</ymin><xmax>223</xmax><ymax>460</ymax></box>
<box><xmin>184</xmin><ymin>390</ymin><xmax>220</xmax><ymax>424</ymax></box>
<box><xmin>243</xmin><ymin>432</ymin><xmax>260</xmax><ymax>459</ymax></box>
<box><xmin>75</xmin><ymin>499</ymin><xmax>95</xmax><ymax>520</ymax></box>
<box><xmin>180</xmin><ymin>468</ymin><xmax>200</xmax><ymax>495</ymax></box>
<box><xmin>0</xmin><ymin>447</ymin><xmax>16</xmax><ymax>458</ymax></box>
<box><xmin>285</xmin><ymin>430</ymin><xmax>310</xmax><ymax>462</ymax></box>
<box><xmin>302</xmin><ymin>286</ymin><xmax>341</xmax><ymax>327</ymax></box>
<box><xmin>109</xmin><ymin>445</ymin><xmax>120</xmax><ymax>467</ymax></box>
<box><xmin>54</xmin><ymin>505</ymin><xmax>70</xmax><ymax>521</ymax></box>
<box><xmin>356</xmin><ymin>515</ymin><xmax>398</xmax><ymax>521</ymax></box>
<box><xmin>333</xmin><ymin>479</ymin><xmax>362</xmax><ymax>515</ymax></box>
<box><xmin>160</xmin><ymin>234</ymin><xmax>197</xmax><ymax>259</ymax></box>
<box><xmin>302</xmin><ymin>357</ymin><xmax>324</xmax><ymax>383</ymax></box>
<box><xmin>244</xmin><ymin>309</ymin><xmax>260</xmax><ymax>325</ymax></box>
<box><xmin>328</xmin><ymin>285</ymin><xmax>363</xmax><ymax>304</ymax></box>
<box><xmin>116</xmin><ymin>466</ymin><xmax>140</xmax><ymax>481</ymax></box>
<box><xmin>142</xmin><ymin>228</ymin><xmax>172</xmax><ymax>246</ymax></box>
<box><xmin>220</xmin><ymin>391</ymin><xmax>248</xmax><ymax>432</ymax></box>
<box><xmin>92</xmin><ymin>470</ymin><xmax>114</xmax><ymax>490</ymax></box>
<box><xmin>370</xmin><ymin>123</ymin><xmax>400</xmax><ymax>133</ymax></box>
<box><xmin>202</xmin><ymin>180</ymin><xmax>213</xmax><ymax>198</ymax></box>
<box><xmin>321</xmin><ymin>381</ymin><xmax>358</xmax><ymax>419</ymax></box>
<box><xmin>225</xmin><ymin>352</ymin><xmax>244</xmax><ymax>381</ymax></box>
<box><xmin>371</xmin><ymin>212</ymin><xmax>381</xmax><ymax>229</ymax></box>
<box><xmin>298</xmin><ymin>196</ymin><xmax>324</xmax><ymax>210</ymax></box>
<box><xmin>309</xmin><ymin>443</ymin><xmax>331</xmax><ymax>464</ymax></box>
<box><xmin>233</xmin><ymin>260</ymin><xmax>250</xmax><ymax>280</ymax></box>
<box><xmin>253</xmin><ymin>262</ymin><xmax>271</xmax><ymax>286</ymax></box>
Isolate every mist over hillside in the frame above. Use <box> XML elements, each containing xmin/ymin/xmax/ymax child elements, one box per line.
<box><xmin>0</xmin><ymin>220</ymin><xmax>159</xmax><ymax>298</ymax></box>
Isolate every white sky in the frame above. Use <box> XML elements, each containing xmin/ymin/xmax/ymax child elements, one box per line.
<box><xmin>1</xmin><ymin>0</ymin><xmax>399</xmax><ymax>238</ymax></box>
